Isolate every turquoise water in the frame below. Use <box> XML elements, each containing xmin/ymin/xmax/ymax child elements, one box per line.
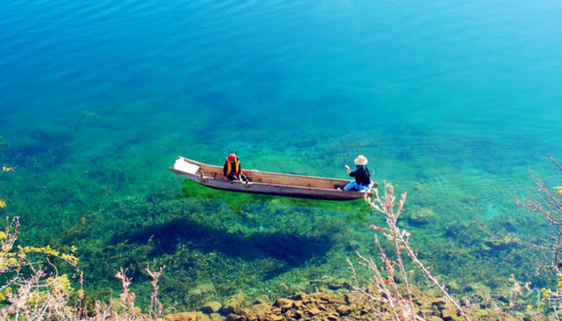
<box><xmin>2</xmin><ymin>0</ymin><xmax>562</xmax><ymax>311</ymax></box>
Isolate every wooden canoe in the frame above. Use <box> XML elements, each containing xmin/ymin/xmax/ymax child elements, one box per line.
<box><xmin>169</xmin><ymin>156</ymin><xmax>377</xmax><ymax>201</ymax></box>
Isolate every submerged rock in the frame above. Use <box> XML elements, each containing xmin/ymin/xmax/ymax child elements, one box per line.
<box><xmin>221</xmin><ymin>291</ymin><xmax>247</xmax><ymax>314</ymax></box>
<box><xmin>409</xmin><ymin>208</ymin><xmax>436</xmax><ymax>224</ymax></box>
<box><xmin>202</xmin><ymin>301</ymin><xmax>222</xmax><ymax>314</ymax></box>
<box><xmin>174</xmin><ymin>283</ymin><xmax>520</xmax><ymax>321</ymax></box>
<box><xmin>189</xmin><ymin>283</ymin><xmax>217</xmax><ymax>297</ymax></box>
<box><xmin>165</xmin><ymin>311</ymin><xmax>211</xmax><ymax>321</ymax></box>
<box><xmin>209</xmin><ymin>313</ymin><xmax>224</xmax><ymax>321</ymax></box>
<box><xmin>213</xmin><ymin>286</ymin><xmax>518</xmax><ymax>321</ymax></box>
<box><xmin>336</xmin><ymin>304</ymin><xmax>352</xmax><ymax>315</ymax></box>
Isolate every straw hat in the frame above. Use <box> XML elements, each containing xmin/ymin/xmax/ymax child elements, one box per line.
<box><xmin>354</xmin><ymin>155</ymin><xmax>368</xmax><ymax>165</ymax></box>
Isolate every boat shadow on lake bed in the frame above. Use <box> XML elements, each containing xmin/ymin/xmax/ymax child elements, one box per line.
<box><xmin>108</xmin><ymin>217</ymin><xmax>335</xmax><ymax>269</ymax></box>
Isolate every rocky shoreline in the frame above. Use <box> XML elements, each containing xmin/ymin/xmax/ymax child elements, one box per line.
<box><xmin>164</xmin><ymin>287</ymin><xmax>532</xmax><ymax>321</ymax></box>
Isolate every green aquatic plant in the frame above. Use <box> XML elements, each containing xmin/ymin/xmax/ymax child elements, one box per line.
<box><xmin>75</xmin><ymin>109</ymin><xmax>100</xmax><ymax>130</ymax></box>
<box><xmin>0</xmin><ymin>166</ymin><xmax>16</xmax><ymax>210</ymax></box>
<box><xmin>345</xmin><ymin>210</ymin><xmax>369</xmax><ymax>225</ymax></box>
<box><xmin>0</xmin><ymin>136</ymin><xmax>8</xmax><ymax>150</ymax></box>
<box><xmin>176</xmin><ymin>178</ymin><xmax>368</xmax><ymax>217</ymax></box>
<box><xmin>62</xmin><ymin>210</ymin><xmax>103</xmax><ymax>243</ymax></box>
<box><xmin>407</xmin><ymin>207</ymin><xmax>436</xmax><ymax>225</ymax></box>
<box><xmin>72</xmin><ymin>194</ymin><xmax>348</xmax><ymax>309</ymax></box>
<box><xmin>175</xmin><ymin>179</ymin><xmax>263</xmax><ymax>212</ymax></box>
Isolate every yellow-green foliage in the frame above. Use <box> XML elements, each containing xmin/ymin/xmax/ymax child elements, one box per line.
<box><xmin>0</xmin><ymin>231</ymin><xmax>20</xmax><ymax>272</ymax></box>
<box><xmin>19</xmin><ymin>245</ymin><xmax>79</xmax><ymax>266</ymax></box>
<box><xmin>533</xmin><ymin>274</ymin><xmax>562</xmax><ymax>314</ymax></box>
<box><xmin>0</xmin><ymin>287</ymin><xmax>11</xmax><ymax>301</ymax></box>
<box><xmin>48</xmin><ymin>274</ymin><xmax>75</xmax><ymax>294</ymax></box>
<box><xmin>0</xmin><ymin>217</ymin><xmax>82</xmax><ymax>320</ymax></box>
<box><xmin>18</xmin><ymin>274</ymin><xmax>76</xmax><ymax>317</ymax></box>
<box><xmin>537</xmin><ymin>287</ymin><xmax>550</xmax><ymax>313</ymax></box>
<box><xmin>1</xmin><ymin>217</ymin><xmax>79</xmax><ymax>284</ymax></box>
<box><xmin>0</xmin><ymin>199</ymin><xmax>5</xmax><ymax>208</ymax></box>
<box><xmin>0</xmin><ymin>255</ymin><xmax>19</xmax><ymax>273</ymax></box>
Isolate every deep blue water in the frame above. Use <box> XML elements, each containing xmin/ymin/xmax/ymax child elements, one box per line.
<box><xmin>2</xmin><ymin>0</ymin><xmax>562</xmax><ymax>309</ymax></box>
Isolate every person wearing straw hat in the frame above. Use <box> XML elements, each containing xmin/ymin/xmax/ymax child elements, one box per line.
<box><xmin>223</xmin><ymin>153</ymin><xmax>250</xmax><ymax>182</ymax></box>
<box><xmin>342</xmin><ymin>155</ymin><xmax>373</xmax><ymax>191</ymax></box>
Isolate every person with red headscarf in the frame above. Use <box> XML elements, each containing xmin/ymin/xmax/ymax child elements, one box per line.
<box><xmin>223</xmin><ymin>153</ymin><xmax>250</xmax><ymax>182</ymax></box>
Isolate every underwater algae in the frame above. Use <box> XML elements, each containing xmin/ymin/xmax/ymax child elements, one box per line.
<box><xmin>48</xmin><ymin>183</ymin><xmax>372</xmax><ymax>310</ymax></box>
<box><xmin>72</xmin><ymin>179</ymin><xmax>550</xmax><ymax>313</ymax></box>
<box><xmin>0</xmin><ymin>150</ymin><xmax>549</xmax><ymax>314</ymax></box>
<box><xmin>0</xmin><ymin>120</ymin><xmax>556</xmax><ymax>315</ymax></box>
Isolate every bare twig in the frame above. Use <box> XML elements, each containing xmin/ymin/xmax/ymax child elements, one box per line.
<box><xmin>353</xmin><ymin>181</ymin><xmax>471</xmax><ymax>321</ymax></box>
<box><xmin>1</xmin><ymin>215</ymin><xmax>170</xmax><ymax>320</ymax></box>
<box><xmin>508</xmin><ymin>155</ymin><xmax>562</xmax><ymax>274</ymax></box>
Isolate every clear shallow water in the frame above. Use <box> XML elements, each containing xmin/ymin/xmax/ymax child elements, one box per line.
<box><xmin>1</xmin><ymin>0</ymin><xmax>562</xmax><ymax>310</ymax></box>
